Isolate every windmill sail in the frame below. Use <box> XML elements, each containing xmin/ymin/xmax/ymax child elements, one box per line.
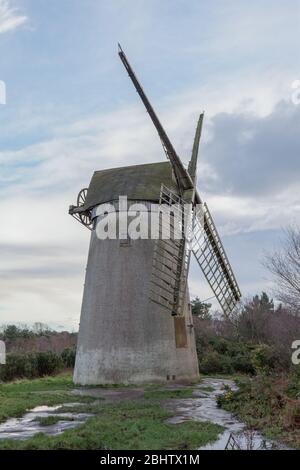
<box><xmin>192</xmin><ymin>203</ymin><xmax>241</xmax><ymax>315</ymax></box>
<box><xmin>150</xmin><ymin>185</ymin><xmax>190</xmax><ymax>315</ymax></box>
<box><xmin>118</xmin><ymin>44</ymin><xmax>193</xmax><ymax>192</ymax></box>
<box><xmin>188</xmin><ymin>113</ymin><xmax>204</xmax><ymax>184</ymax></box>
<box><xmin>118</xmin><ymin>44</ymin><xmax>241</xmax><ymax>316</ymax></box>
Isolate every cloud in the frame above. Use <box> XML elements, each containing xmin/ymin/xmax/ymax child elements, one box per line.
<box><xmin>0</xmin><ymin>0</ymin><xmax>27</xmax><ymax>34</ymax></box>
<box><xmin>191</xmin><ymin>99</ymin><xmax>300</xmax><ymax>239</ymax></box>
<box><xmin>199</xmin><ymin>100</ymin><xmax>300</xmax><ymax>198</ymax></box>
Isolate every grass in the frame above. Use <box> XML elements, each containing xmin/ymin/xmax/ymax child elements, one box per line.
<box><xmin>34</xmin><ymin>415</ymin><xmax>75</xmax><ymax>426</ymax></box>
<box><xmin>0</xmin><ymin>373</ymin><xmax>93</xmax><ymax>424</ymax></box>
<box><xmin>0</xmin><ymin>373</ymin><xmax>224</xmax><ymax>450</ymax></box>
<box><xmin>0</xmin><ymin>400</ymin><xmax>223</xmax><ymax>450</ymax></box>
<box><xmin>0</xmin><ymin>373</ymin><xmax>74</xmax><ymax>394</ymax></box>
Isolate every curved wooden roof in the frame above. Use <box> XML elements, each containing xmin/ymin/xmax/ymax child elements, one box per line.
<box><xmin>80</xmin><ymin>161</ymin><xmax>178</xmax><ymax>212</ymax></box>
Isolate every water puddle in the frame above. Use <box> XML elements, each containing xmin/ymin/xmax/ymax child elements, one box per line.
<box><xmin>165</xmin><ymin>378</ymin><xmax>289</xmax><ymax>450</ymax></box>
<box><xmin>0</xmin><ymin>403</ymin><xmax>92</xmax><ymax>440</ymax></box>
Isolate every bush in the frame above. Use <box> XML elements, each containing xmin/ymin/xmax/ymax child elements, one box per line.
<box><xmin>61</xmin><ymin>348</ymin><xmax>76</xmax><ymax>368</ymax></box>
<box><xmin>0</xmin><ymin>354</ymin><xmax>35</xmax><ymax>382</ymax></box>
<box><xmin>287</xmin><ymin>366</ymin><xmax>300</xmax><ymax>399</ymax></box>
<box><xmin>208</xmin><ymin>337</ymin><xmax>229</xmax><ymax>355</ymax></box>
<box><xmin>231</xmin><ymin>354</ymin><xmax>255</xmax><ymax>374</ymax></box>
<box><xmin>198</xmin><ymin>351</ymin><xmax>234</xmax><ymax>375</ymax></box>
<box><xmin>193</xmin><ymin>292</ymin><xmax>300</xmax><ymax>376</ymax></box>
<box><xmin>196</xmin><ymin>334</ymin><xmax>254</xmax><ymax>375</ymax></box>
<box><xmin>250</xmin><ymin>344</ymin><xmax>279</xmax><ymax>375</ymax></box>
<box><xmin>36</xmin><ymin>352</ymin><xmax>63</xmax><ymax>376</ymax></box>
<box><xmin>0</xmin><ymin>350</ymin><xmax>71</xmax><ymax>382</ymax></box>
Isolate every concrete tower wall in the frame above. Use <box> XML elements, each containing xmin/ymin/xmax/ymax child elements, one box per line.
<box><xmin>74</xmin><ymin>202</ymin><xmax>199</xmax><ymax>385</ymax></box>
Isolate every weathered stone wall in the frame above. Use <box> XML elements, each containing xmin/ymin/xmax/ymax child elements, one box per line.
<box><xmin>74</xmin><ymin>203</ymin><xmax>199</xmax><ymax>385</ymax></box>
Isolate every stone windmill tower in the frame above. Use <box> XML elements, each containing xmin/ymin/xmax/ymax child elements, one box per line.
<box><xmin>69</xmin><ymin>46</ymin><xmax>241</xmax><ymax>385</ymax></box>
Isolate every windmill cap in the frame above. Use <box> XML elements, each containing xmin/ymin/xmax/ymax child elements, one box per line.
<box><xmin>80</xmin><ymin>161</ymin><xmax>179</xmax><ymax>211</ymax></box>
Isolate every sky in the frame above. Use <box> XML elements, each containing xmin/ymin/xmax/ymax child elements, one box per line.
<box><xmin>0</xmin><ymin>0</ymin><xmax>300</xmax><ymax>330</ymax></box>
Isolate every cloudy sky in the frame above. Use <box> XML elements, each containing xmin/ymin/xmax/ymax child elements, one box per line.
<box><xmin>0</xmin><ymin>0</ymin><xmax>299</xmax><ymax>329</ymax></box>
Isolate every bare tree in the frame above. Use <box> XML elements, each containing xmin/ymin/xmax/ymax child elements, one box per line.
<box><xmin>264</xmin><ymin>226</ymin><xmax>300</xmax><ymax>313</ymax></box>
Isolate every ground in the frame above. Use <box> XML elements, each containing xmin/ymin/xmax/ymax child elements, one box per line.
<box><xmin>0</xmin><ymin>373</ymin><xmax>223</xmax><ymax>450</ymax></box>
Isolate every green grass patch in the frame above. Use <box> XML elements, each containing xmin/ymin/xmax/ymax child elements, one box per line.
<box><xmin>0</xmin><ymin>373</ymin><xmax>74</xmax><ymax>394</ymax></box>
<box><xmin>0</xmin><ymin>400</ymin><xmax>223</xmax><ymax>450</ymax></box>
<box><xmin>0</xmin><ymin>373</ymin><xmax>94</xmax><ymax>424</ymax></box>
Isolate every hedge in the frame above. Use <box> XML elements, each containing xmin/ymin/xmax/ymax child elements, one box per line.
<box><xmin>0</xmin><ymin>348</ymin><xmax>76</xmax><ymax>382</ymax></box>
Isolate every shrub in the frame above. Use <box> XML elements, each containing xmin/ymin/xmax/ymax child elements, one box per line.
<box><xmin>198</xmin><ymin>351</ymin><xmax>233</xmax><ymax>375</ymax></box>
<box><xmin>0</xmin><ymin>354</ymin><xmax>33</xmax><ymax>382</ymax></box>
<box><xmin>208</xmin><ymin>337</ymin><xmax>229</xmax><ymax>355</ymax></box>
<box><xmin>287</xmin><ymin>366</ymin><xmax>300</xmax><ymax>399</ymax></box>
<box><xmin>250</xmin><ymin>344</ymin><xmax>279</xmax><ymax>375</ymax></box>
<box><xmin>36</xmin><ymin>352</ymin><xmax>63</xmax><ymax>376</ymax></box>
<box><xmin>196</xmin><ymin>334</ymin><xmax>254</xmax><ymax>375</ymax></box>
<box><xmin>231</xmin><ymin>354</ymin><xmax>255</xmax><ymax>374</ymax></box>
<box><xmin>61</xmin><ymin>348</ymin><xmax>76</xmax><ymax>368</ymax></box>
<box><xmin>0</xmin><ymin>350</ymin><xmax>67</xmax><ymax>382</ymax></box>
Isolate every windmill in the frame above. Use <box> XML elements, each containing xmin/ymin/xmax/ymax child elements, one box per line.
<box><xmin>69</xmin><ymin>45</ymin><xmax>241</xmax><ymax>385</ymax></box>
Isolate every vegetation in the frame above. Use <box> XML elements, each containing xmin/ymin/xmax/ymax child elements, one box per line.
<box><xmin>217</xmin><ymin>369</ymin><xmax>300</xmax><ymax>449</ymax></box>
<box><xmin>264</xmin><ymin>225</ymin><xmax>300</xmax><ymax>312</ymax></box>
<box><xmin>0</xmin><ymin>323</ymin><xmax>54</xmax><ymax>341</ymax></box>
<box><xmin>193</xmin><ymin>267</ymin><xmax>300</xmax><ymax>450</ymax></box>
<box><xmin>0</xmin><ymin>374</ymin><xmax>83</xmax><ymax>424</ymax></box>
<box><xmin>0</xmin><ymin>374</ymin><xmax>223</xmax><ymax>450</ymax></box>
<box><xmin>191</xmin><ymin>297</ymin><xmax>212</xmax><ymax>320</ymax></box>
<box><xmin>194</xmin><ymin>292</ymin><xmax>300</xmax><ymax>375</ymax></box>
<box><xmin>0</xmin><ymin>400</ymin><xmax>223</xmax><ymax>450</ymax></box>
<box><xmin>34</xmin><ymin>415</ymin><xmax>75</xmax><ymax>426</ymax></box>
<box><xmin>0</xmin><ymin>348</ymin><xmax>76</xmax><ymax>382</ymax></box>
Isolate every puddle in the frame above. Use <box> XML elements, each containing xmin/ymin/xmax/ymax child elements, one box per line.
<box><xmin>0</xmin><ymin>403</ymin><xmax>92</xmax><ymax>440</ymax></box>
<box><xmin>165</xmin><ymin>378</ymin><xmax>289</xmax><ymax>450</ymax></box>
